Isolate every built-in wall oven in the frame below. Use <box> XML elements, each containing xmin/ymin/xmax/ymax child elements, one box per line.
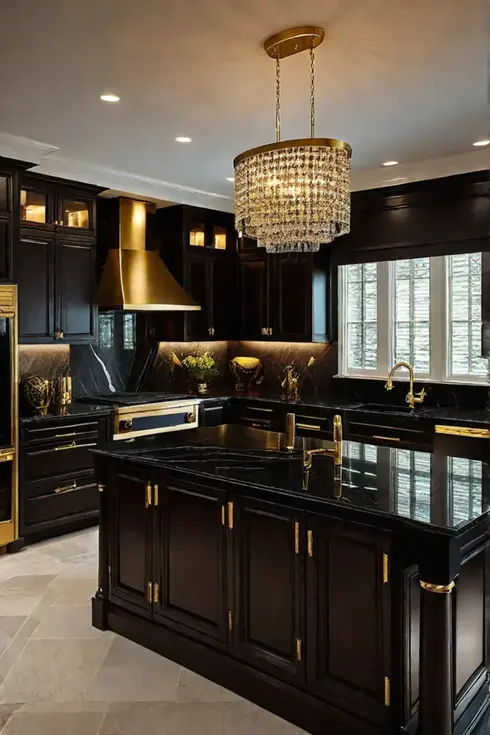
<box><xmin>0</xmin><ymin>285</ymin><xmax>18</xmax><ymax>547</ymax></box>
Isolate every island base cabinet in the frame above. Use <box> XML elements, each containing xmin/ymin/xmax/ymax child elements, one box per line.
<box><xmin>232</xmin><ymin>495</ymin><xmax>305</xmax><ymax>687</ymax></box>
<box><xmin>152</xmin><ymin>478</ymin><xmax>229</xmax><ymax>645</ymax></box>
<box><xmin>108</xmin><ymin>464</ymin><xmax>154</xmax><ymax>619</ymax></box>
<box><xmin>305</xmin><ymin>514</ymin><xmax>392</xmax><ymax>727</ymax></box>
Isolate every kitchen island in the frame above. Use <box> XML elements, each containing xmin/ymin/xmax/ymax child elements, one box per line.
<box><xmin>92</xmin><ymin>425</ymin><xmax>490</xmax><ymax>735</ymax></box>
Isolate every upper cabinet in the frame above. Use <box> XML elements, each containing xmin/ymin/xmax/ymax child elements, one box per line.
<box><xmin>20</xmin><ymin>174</ymin><xmax>97</xmax><ymax>234</ymax></box>
<box><xmin>16</xmin><ymin>172</ymin><xmax>104</xmax><ymax>344</ymax></box>
<box><xmin>155</xmin><ymin>204</ymin><xmax>238</xmax><ymax>341</ymax></box>
<box><xmin>0</xmin><ymin>157</ymin><xmax>34</xmax><ymax>282</ymax></box>
<box><xmin>239</xmin><ymin>248</ymin><xmax>330</xmax><ymax>343</ymax></box>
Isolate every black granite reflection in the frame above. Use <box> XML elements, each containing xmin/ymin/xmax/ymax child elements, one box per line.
<box><xmin>20</xmin><ymin>403</ymin><xmax>111</xmax><ymax>424</ymax></box>
<box><xmin>94</xmin><ymin>425</ymin><xmax>490</xmax><ymax>533</ymax></box>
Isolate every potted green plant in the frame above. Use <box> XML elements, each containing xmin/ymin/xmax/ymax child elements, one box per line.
<box><xmin>181</xmin><ymin>353</ymin><xmax>219</xmax><ymax>394</ymax></box>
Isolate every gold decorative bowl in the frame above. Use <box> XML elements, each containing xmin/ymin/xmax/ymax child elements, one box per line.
<box><xmin>230</xmin><ymin>357</ymin><xmax>263</xmax><ymax>392</ymax></box>
<box><xmin>22</xmin><ymin>375</ymin><xmax>55</xmax><ymax>416</ymax></box>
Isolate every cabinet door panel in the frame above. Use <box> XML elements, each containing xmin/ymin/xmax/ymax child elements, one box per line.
<box><xmin>154</xmin><ymin>479</ymin><xmax>228</xmax><ymax>643</ymax></box>
<box><xmin>274</xmin><ymin>254</ymin><xmax>312</xmax><ymax>340</ymax></box>
<box><xmin>233</xmin><ymin>495</ymin><xmax>304</xmax><ymax>685</ymax></box>
<box><xmin>239</xmin><ymin>256</ymin><xmax>269</xmax><ymax>339</ymax></box>
<box><xmin>57</xmin><ymin>239</ymin><xmax>97</xmax><ymax>343</ymax></box>
<box><xmin>0</xmin><ymin>217</ymin><xmax>11</xmax><ymax>281</ymax></box>
<box><xmin>17</xmin><ymin>233</ymin><xmax>55</xmax><ymax>341</ymax></box>
<box><xmin>109</xmin><ymin>467</ymin><xmax>153</xmax><ymax>618</ymax></box>
<box><xmin>211</xmin><ymin>257</ymin><xmax>237</xmax><ymax>339</ymax></box>
<box><xmin>306</xmin><ymin>514</ymin><xmax>391</xmax><ymax>724</ymax></box>
<box><xmin>185</xmin><ymin>256</ymin><xmax>210</xmax><ymax>340</ymax></box>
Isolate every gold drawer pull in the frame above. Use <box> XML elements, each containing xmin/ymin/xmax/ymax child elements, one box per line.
<box><xmin>55</xmin><ymin>432</ymin><xmax>76</xmax><ymax>438</ymax></box>
<box><xmin>297</xmin><ymin>423</ymin><xmax>321</xmax><ymax>431</ymax></box>
<box><xmin>294</xmin><ymin>521</ymin><xmax>299</xmax><ymax>554</ymax></box>
<box><xmin>0</xmin><ymin>453</ymin><xmax>14</xmax><ymax>463</ymax></box>
<box><xmin>54</xmin><ymin>441</ymin><xmax>77</xmax><ymax>451</ymax></box>
<box><xmin>373</xmin><ymin>435</ymin><xmax>401</xmax><ymax>442</ymax></box>
<box><xmin>435</xmin><ymin>425</ymin><xmax>490</xmax><ymax>438</ymax></box>
<box><xmin>55</xmin><ymin>481</ymin><xmax>77</xmax><ymax>494</ymax></box>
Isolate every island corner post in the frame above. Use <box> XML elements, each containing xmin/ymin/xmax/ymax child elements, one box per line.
<box><xmin>91</xmin><ymin>442</ymin><xmax>490</xmax><ymax>735</ymax></box>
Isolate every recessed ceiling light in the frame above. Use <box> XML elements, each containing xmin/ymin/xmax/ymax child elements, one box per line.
<box><xmin>473</xmin><ymin>139</ymin><xmax>490</xmax><ymax>147</ymax></box>
<box><xmin>175</xmin><ymin>136</ymin><xmax>192</xmax><ymax>143</ymax></box>
<box><xmin>226</xmin><ymin>177</ymin><xmax>235</xmax><ymax>182</ymax></box>
<box><xmin>382</xmin><ymin>160</ymin><xmax>399</xmax><ymax>167</ymax></box>
<box><xmin>100</xmin><ymin>93</ymin><xmax>120</xmax><ymax>103</ymax></box>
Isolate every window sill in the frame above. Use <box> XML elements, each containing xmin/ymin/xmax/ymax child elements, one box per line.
<box><xmin>334</xmin><ymin>374</ymin><xmax>489</xmax><ymax>387</ymax></box>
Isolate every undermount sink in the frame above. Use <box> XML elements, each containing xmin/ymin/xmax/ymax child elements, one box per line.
<box><xmin>357</xmin><ymin>403</ymin><xmax>419</xmax><ymax>414</ymax></box>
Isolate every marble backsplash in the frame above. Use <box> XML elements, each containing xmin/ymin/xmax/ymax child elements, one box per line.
<box><xmin>19</xmin><ymin>345</ymin><xmax>70</xmax><ymax>380</ymax></box>
<box><xmin>146</xmin><ymin>340</ymin><xmax>336</xmax><ymax>398</ymax></box>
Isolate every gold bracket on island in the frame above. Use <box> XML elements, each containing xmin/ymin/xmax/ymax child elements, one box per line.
<box><xmin>435</xmin><ymin>425</ymin><xmax>490</xmax><ymax>438</ymax></box>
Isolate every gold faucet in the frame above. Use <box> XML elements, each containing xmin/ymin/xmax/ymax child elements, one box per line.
<box><xmin>303</xmin><ymin>414</ymin><xmax>343</xmax><ymax>468</ymax></box>
<box><xmin>385</xmin><ymin>361</ymin><xmax>425</xmax><ymax>409</ymax></box>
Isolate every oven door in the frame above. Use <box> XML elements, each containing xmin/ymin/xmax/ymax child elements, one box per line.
<box><xmin>0</xmin><ymin>448</ymin><xmax>16</xmax><ymax>546</ymax></box>
<box><xmin>113</xmin><ymin>402</ymin><xmax>199</xmax><ymax>440</ymax></box>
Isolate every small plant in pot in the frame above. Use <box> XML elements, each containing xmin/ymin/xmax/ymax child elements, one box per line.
<box><xmin>181</xmin><ymin>353</ymin><xmax>219</xmax><ymax>394</ymax></box>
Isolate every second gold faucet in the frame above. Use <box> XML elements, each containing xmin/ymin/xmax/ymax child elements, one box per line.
<box><xmin>385</xmin><ymin>361</ymin><xmax>425</xmax><ymax>409</ymax></box>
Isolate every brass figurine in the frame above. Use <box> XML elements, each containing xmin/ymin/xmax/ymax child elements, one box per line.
<box><xmin>385</xmin><ymin>361</ymin><xmax>425</xmax><ymax>409</ymax></box>
<box><xmin>230</xmin><ymin>357</ymin><xmax>263</xmax><ymax>393</ymax></box>
<box><xmin>281</xmin><ymin>357</ymin><xmax>315</xmax><ymax>402</ymax></box>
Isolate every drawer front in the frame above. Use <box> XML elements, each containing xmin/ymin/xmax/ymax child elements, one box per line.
<box><xmin>22</xmin><ymin>478</ymin><xmax>99</xmax><ymax>532</ymax></box>
<box><xmin>201</xmin><ymin>402</ymin><xmax>226</xmax><ymax>427</ymax></box>
<box><xmin>22</xmin><ymin>418</ymin><xmax>105</xmax><ymax>446</ymax></box>
<box><xmin>238</xmin><ymin>402</ymin><xmax>285</xmax><ymax>430</ymax></box>
<box><xmin>345</xmin><ymin>416</ymin><xmax>432</xmax><ymax>448</ymax></box>
<box><xmin>292</xmin><ymin>411</ymin><xmax>332</xmax><ymax>436</ymax></box>
<box><xmin>22</xmin><ymin>437</ymin><xmax>98</xmax><ymax>485</ymax></box>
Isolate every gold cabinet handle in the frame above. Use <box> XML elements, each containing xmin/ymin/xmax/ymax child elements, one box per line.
<box><xmin>221</xmin><ymin>505</ymin><xmax>225</xmax><ymax>526</ymax></box>
<box><xmin>373</xmin><ymin>435</ymin><xmax>401</xmax><ymax>442</ymax></box>
<box><xmin>153</xmin><ymin>582</ymin><xmax>159</xmax><ymax>604</ymax></box>
<box><xmin>307</xmin><ymin>530</ymin><xmax>313</xmax><ymax>558</ymax></box>
<box><xmin>0</xmin><ymin>453</ymin><xmax>14</xmax><ymax>463</ymax></box>
<box><xmin>435</xmin><ymin>425</ymin><xmax>490</xmax><ymax>438</ymax></box>
<box><xmin>268</xmin><ymin>327</ymin><xmax>273</xmax><ymax>335</ymax></box>
<box><xmin>296</xmin><ymin>423</ymin><xmax>321</xmax><ymax>431</ymax></box>
<box><xmin>228</xmin><ymin>501</ymin><xmax>234</xmax><ymax>530</ymax></box>
<box><xmin>296</xmin><ymin>638</ymin><xmax>302</xmax><ymax>661</ymax></box>
<box><xmin>55</xmin><ymin>481</ymin><xmax>77</xmax><ymax>494</ymax></box>
<box><xmin>294</xmin><ymin>521</ymin><xmax>299</xmax><ymax>554</ymax></box>
<box><xmin>153</xmin><ymin>483</ymin><xmax>159</xmax><ymax>507</ymax></box>
<box><xmin>261</xmin><ymin>327</ymin><xmax>267</xmax><ymax>335</ymax></box>
<box><xmin>145</xmin><ymin>481</ymin><xmax>152</xmax><ymax>508</ymax></box>
<box><xmin>147</xmin><ymin>581</ymin><xmax>153</xmax><ymax>603</ymax></box>
<box><xmin>54</xmin><ymin>440</ymin><xmax>76</xmax><ymax>451</ymax></box>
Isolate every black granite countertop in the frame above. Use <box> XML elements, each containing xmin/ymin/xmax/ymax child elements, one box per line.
<box><xmin>19</xmin><ymin>403</ymin><xmax>112</xmax><ymax>424</ymax></box>
<box><xmin>94</xmin><ymin>424</ymin><xmax>490</xmax><ymax>535</ymax></box>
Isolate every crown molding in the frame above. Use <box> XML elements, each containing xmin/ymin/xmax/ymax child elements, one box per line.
<box><xmin>32</xmin><ymin>155</ymin><xmax>234</xmax><ymax>211</ymax></box>
<box><xmin>351</xmin><ymin>150</ymin><xmax>489</xmax><ymax>191</ymax></box>
<box><xmin>0</xmin><ymin>132</ymin><xmax>59</xmax><ymax>164</ymax></box>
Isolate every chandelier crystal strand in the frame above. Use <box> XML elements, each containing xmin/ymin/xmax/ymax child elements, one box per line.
<box><xmin>233</xmin><ymin>26</ymin><xmax>352</xmax><ymax>254</ymax></box>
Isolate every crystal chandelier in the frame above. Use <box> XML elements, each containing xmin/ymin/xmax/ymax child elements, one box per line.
<box><xmin>234</xmin><ymin>27</ymin><xmax>352</xmax><ymax>254</ymax></box>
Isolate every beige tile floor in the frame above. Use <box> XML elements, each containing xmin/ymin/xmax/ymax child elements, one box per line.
<box><xmin>0</xmin><ymin>528</ymin><xmax>306</xmax><ymax>734</ymax></box>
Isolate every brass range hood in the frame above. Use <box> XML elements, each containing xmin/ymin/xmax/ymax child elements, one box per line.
<box><xmin>97</xmin><ymin>197</ymin><xmax>200</xmax><ymax>311</ymax></box>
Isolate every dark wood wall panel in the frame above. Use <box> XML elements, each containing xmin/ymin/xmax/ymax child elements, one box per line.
<box><xmin>455</xmin><ymin>551</ymin><xmax>485</xmax><ymax>696</ymax></box>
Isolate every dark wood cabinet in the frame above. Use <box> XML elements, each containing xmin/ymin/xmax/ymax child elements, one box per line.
<box><xmin>57</xmin><ymin>238</ymin><xmax>97</xmax><ymax>343</ymax></box>
<box><xmin>0</xmin><ymin>217</ymin><xmax>12</xmax><ymax>285</ymax></box>
<box><xmin>0</xmin><ymin>157</ymin><xmax>34</xmax><ymax>281</ymax></box>
<box><xmin>16</xmin><ymin>231</ymin><xmax>97</xmax><ymax>344</ymax></box>
<box><xmin>20</xmin><ymin>174</ymin><xmax>98</xmax><ymax>234</ymax></box>
<box><xmin>238</xmin><ymin>249</ymin><xmax>329</xmax><ymax>342</ymax></box>
<box><xmin>155</xmin><ymin>204</ymin><xmax>237</xmax><ymax>341</ymax></box>
<box><xmin>153</xmin><ymin>477</ymin><xmax>229</xmax><ymax>643</ymax></box>
<box><xmin>108</xmin><ymin>464</ymin><xmax>154</xmax><ymax>618</ymax></box>
<box><xmin>232</xmin><ymin>494</ymin><xmax>305</xmax><ymax>685</ymax></box>
<box><xmin>306</xmin><ymin>514</ymin><xmax>391</xmax><ymax>725</ymax></box>
<box><xmin>239</xmin><ymin>254</ymin><xmax>271</xmax><ymax>339</ymax></box>
<box><xmin>16</xmin><ymin>231</ymin><xmax>55</xmax><ymax>342</ymax></box>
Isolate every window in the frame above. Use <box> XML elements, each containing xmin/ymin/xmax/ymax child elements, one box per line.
<box><xmin>339</xmin><ymin>253</ymin><xmax>488</xmax><ymax>384</ymax></box>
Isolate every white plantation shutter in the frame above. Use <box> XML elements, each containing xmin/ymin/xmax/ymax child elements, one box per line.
<box><xmin>339</xmin><ymin>253</ymin><xmax>488</xmax><ymax>384</ymax></box>
<box><xmin>447</xmin><ymin>253</ymin><xmax>487</xmax><ymax>379</ymax></box>
<box><xmin>344</xmin><ymin>263</ymin><xmax>378</xmax><ymax>371</ymax></box>
<box><xmin>394</xmin><ymin>258</ymin><xmax>431</xmax><ymax>374</ymax></box>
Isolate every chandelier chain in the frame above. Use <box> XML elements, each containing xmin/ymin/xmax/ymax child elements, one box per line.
<box><xmin>276</xmin><ymin>55</ymin><xmax>281</xmax><ymax>143</ymax></box>
<box><xmin>310</xmin><ymin>47</ymin><xmax>315</xmax><ymax>138</ymax></box>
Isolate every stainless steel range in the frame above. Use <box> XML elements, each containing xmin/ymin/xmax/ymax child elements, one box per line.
<box><xmin>78</xmin><ymin>392</ymin><xmax>199</xmax><ymax>441</ymax></box>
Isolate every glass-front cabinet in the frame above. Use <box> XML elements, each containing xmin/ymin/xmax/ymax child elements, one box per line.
<box><xmin>184</xmin><ymin>209</ymin><xmax>235</xmax><ymax>252</ymax></box>
<box><xmin>19</xmin><ymin>175</ymin><xmax>96</xmax><ymax>233</ymax></box>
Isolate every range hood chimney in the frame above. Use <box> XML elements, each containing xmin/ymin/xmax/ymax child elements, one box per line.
<box><xmin>97</xmin><ymin>197</ymin><xmax>200</xmax><ymax>311</ymax></box>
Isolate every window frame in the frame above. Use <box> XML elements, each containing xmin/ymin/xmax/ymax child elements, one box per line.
<box><xmin>338</xmin><ymin>254</ymin><xmax>488</xmax><ymax>385</ymax></box>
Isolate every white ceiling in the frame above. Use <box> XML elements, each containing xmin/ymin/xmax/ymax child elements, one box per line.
<box><xmin>0</xmin><ymin>0</ymin><xmax>487</xmax><ymax>211</ymax></box>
